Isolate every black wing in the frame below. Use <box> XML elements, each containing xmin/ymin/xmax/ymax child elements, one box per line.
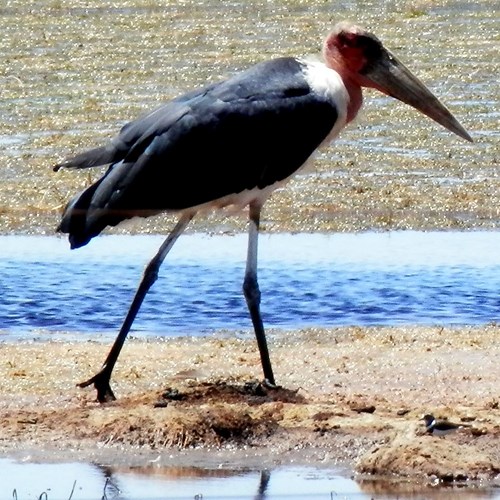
<box><xmin>58</xmin><ymin>57</ymin><xmax>340</xmax><ymax>248</ymax></box>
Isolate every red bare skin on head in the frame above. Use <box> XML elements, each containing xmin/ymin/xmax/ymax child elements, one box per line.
<box><xmin>322</xmin><ymin>23</ymin><xmax>383</xmax><ymax>123</ymax></box>
<box><xmin>327</xmin><ymin>31</ymin><xmax>368</xmax><ymax>73</ymax></box>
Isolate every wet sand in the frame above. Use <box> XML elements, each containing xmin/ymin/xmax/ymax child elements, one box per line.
<box><xmin>0</xmin><ymin>1</ymin><xmax>499</xmax><ymax>237</ymax></box>
<box><xmin>1</xmin><ymin>325</ymin><xmax>499</xmax><ymax>485</ymax></box>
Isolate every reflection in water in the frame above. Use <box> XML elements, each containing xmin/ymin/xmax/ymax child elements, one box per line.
<box><xmin>256</xmin><ymin>469</ymin><xmax>271</xmax><ymax>499</ymax></box>
<box><xmin>102</xmin><ymin>465</ymin><xmax>274</xmax><ymax>499</ymax></box>
<box><xmin>1</xmin><ymin>460</ymin><xmax>359</xmax><ymax>499</ymax></box>
<box><xmin>357</xmin><ymin>477</ymin><xmax>500</xmax><ymax>499</ymax></box>
<box><xmin>1</xmin><ymin>459</ymin><xmax>498</xmax><ymax>499</ymax></box>
<box><xmin>106</xmin><ymin>466</ymin><xmax>273</xmax><ymax>500</ymax></box>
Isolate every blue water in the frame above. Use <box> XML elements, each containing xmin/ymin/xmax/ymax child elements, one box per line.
<box><xmin>0</xmin><ymin>232</ymin><xmax>499</xmax><ymax>338</ymax></box>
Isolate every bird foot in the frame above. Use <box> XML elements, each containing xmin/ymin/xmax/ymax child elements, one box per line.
<box><xmin>78</xmin><ymin>369</ymin><xmax>116</xmax><ymax>403</ymax></box>
<box><xmin>262</xmin><ymin>378</ymin><xmax>280</xmax><ymax>390</ymax></box>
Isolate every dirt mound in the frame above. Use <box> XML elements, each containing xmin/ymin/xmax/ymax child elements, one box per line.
<box><xmin>0</xmin><ymin>327</ymin><xmax>499</xmax><ymax>487</ymax></box>
<box><xmin>357</xmin><ymin>433</ymin><xmax>500</xmax><ymax>482</ymax></box>
<box><xmin>84</xmin><ymin>380</ymin><xmax>303</xmax><ymax>448</ymax></box>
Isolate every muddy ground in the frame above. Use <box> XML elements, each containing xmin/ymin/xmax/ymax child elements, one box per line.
<box><xmin>1</xmin><ymin>325</ymin><xmax>499</xmax><ymax>488</ymax></box>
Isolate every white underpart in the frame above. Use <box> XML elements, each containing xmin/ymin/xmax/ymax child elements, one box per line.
<box><xmin>186</xmin><ymin>184</ymin><xmax>280</xmax><ymax>216</ymax></box>
<box><xmin>183</xmin><ymin>59</ymin><xmax>350</xmax><ymax>216</ymax></box>
<box><xmin>301</xmin><ymin>58</ymin><xmax>349</xmax><ymax>147</ymax></box>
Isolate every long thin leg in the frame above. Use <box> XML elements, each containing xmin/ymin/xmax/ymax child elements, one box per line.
<box><xmin>242</xmin><ymin>202</ymin><xmax>276</xmax><ymax>386</ymax></box>
<box><xmin>78</xmin><ymin>212</ymin><xmax>194</xmax><ymax>402</ymax></box>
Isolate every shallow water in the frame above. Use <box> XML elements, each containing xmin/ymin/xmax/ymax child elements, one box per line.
<box><xmin>0</xmin><ymin>460</ymin><xmax>355</xmax><ymax>500</ymax></box>
<box><xmin>1</xmin><ymin>458</ymin><xmax>499</xmax><ymax>500</ymax></box>
<box><xmin>0</xmin><ymin>231</ymin><xmax>498</xmax><ymax>339</ymax></box>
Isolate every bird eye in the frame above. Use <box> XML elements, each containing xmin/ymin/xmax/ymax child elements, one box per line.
<box><xmin>339</xmin><ymin>32</ymin><xmax>357</xmax><ymax>48</ymax></box>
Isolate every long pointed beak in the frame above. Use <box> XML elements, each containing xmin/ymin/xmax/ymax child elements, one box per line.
<box><xmin>363</xmin><ymin>50</ymin><xmax>473</xmax><ymax>142</ymax></box>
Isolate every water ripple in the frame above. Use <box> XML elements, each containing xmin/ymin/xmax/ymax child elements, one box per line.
<box><xmin>0</xmin><ymin>232</ymin><xmax>498</xmax><ymax>338</ymax></box>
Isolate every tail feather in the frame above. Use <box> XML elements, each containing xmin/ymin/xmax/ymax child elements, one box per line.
<box><xmin>58</xmin><ymin>179</ymin><xmax>108</xmax><ymax>249</ymax></box>
<box><xmin>53</xmin><ymin>143</ymin><xmax>124</xmax><ymax>172</ymax></box>
<box><xmin>57</xmin><ymin>163</ymin><xmax>146</xmax><ymax>249</ymax></box>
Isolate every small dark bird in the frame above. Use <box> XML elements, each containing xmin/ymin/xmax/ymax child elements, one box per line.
<box><xmin>55</xmin><ymin>22</ymin><xmax>472</xmax><ymax>402</ymax></box>
<box><xmin>422</xmin><ymin>414</ymin><xmax>470</xmax><ymax>436</ymax></box>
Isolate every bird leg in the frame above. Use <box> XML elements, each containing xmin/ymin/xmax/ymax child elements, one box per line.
<box><xmin>243</xmin><ymin>203</ymin><xmax>276</xmax><ymax>387</ymax></box>
<box><xmin>78</xmin><ymin>212</ymin><xmax>194</xmax><ymax>403</ymax></box>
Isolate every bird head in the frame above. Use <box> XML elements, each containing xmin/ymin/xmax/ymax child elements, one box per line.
<box><xmin>422</xmin><ymin>414</ymin><xmax>436</xmax><ymax>427</ymax></box>
<box><xmin>323</xmin><ymin>22</ymin><xmax>472</xmax><ymax>142</ymax></box>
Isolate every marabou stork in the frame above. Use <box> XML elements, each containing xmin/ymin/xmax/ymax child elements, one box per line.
<box><xmin>55</xmin><ymin>22</ymin><xmax>472</xmax><ymax>402</ymax></box>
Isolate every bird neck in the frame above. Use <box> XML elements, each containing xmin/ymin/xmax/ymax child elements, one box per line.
<box><xmin>323</xmin><ymin>59</ymin><xmax>363</xmax><ymax>124</ymax></box>
<box><xmin>342</xmin><ymin>76</ymin><xmax>363</xmax><ymax>123</ymax></box>
<box><xmin>322</xmin><ymin>37</ymin><xmax>364</xmax><ymax>124</ymax></box>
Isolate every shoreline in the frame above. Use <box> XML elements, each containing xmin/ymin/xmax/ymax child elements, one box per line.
<box><xmin>1</xmin><ymin>326</ymin><xmax>499</xmax><ymax>485</ymax></box>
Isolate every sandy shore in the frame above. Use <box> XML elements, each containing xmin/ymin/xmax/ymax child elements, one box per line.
<box><xmin>1</xmin><ymin>325</ymin><xmax>499</xmax><ymax>486</ymax></box>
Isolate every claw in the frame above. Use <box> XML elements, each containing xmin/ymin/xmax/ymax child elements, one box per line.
<box><xmin>78</xmin><ymin>368</ymin><xmax>116</xmax><ymax>403</ymax></box>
